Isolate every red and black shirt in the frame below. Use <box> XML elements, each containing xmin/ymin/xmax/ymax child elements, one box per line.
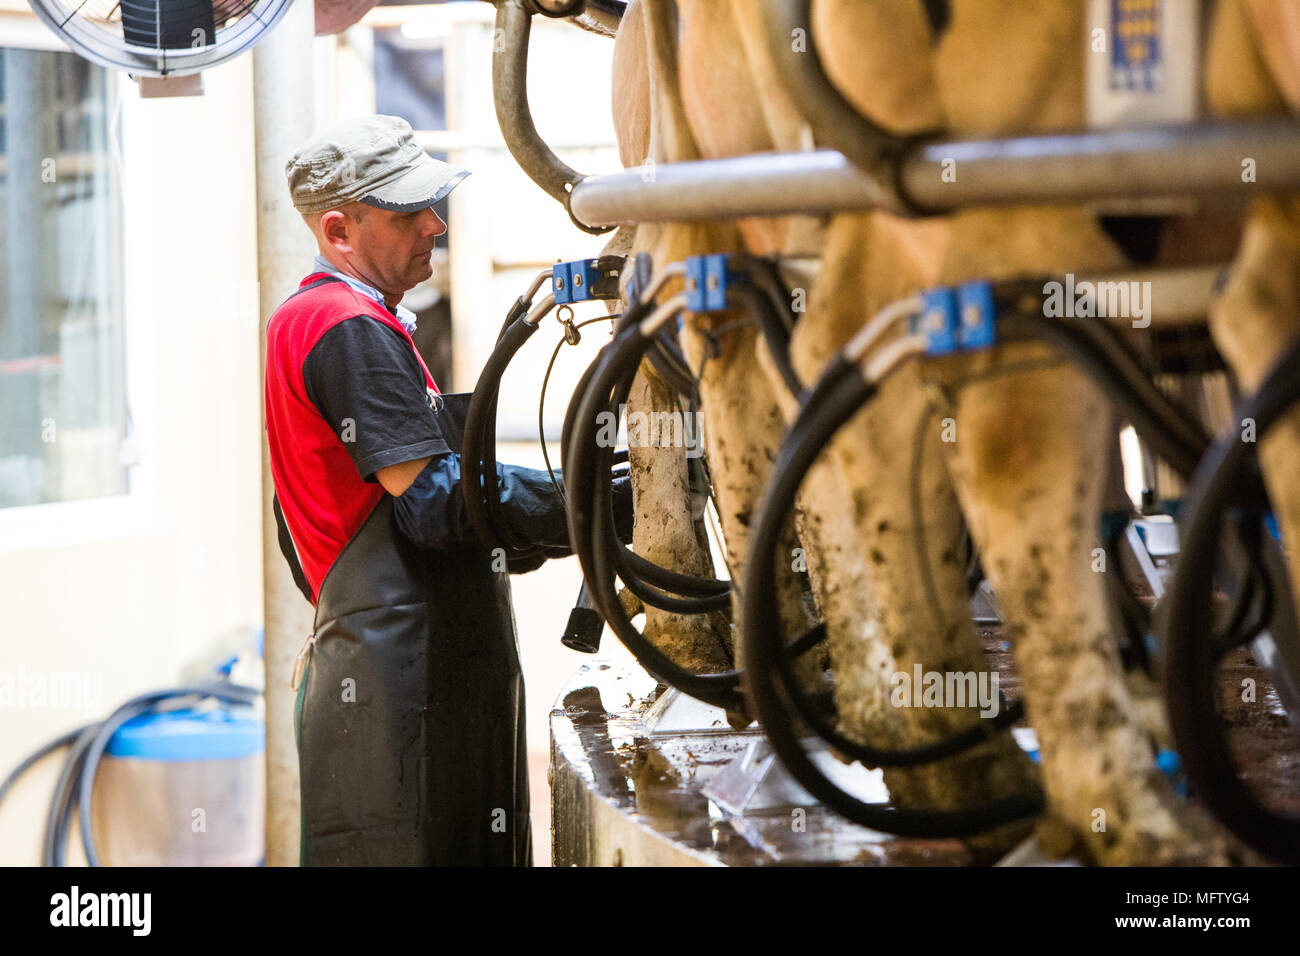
<box><xmin>265</xmin><ymin>273</ymin><xmax>447</xmax><ymax>604</ymax></box>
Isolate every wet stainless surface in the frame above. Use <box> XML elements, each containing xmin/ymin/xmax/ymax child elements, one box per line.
<box><xmin>550</xmin><ymin>663</ymin><xmax>973</xmax><ymax>865</ymax></box>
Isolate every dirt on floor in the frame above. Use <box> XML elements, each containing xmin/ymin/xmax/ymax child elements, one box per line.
<box><xmin>978</xmin><ymin>619</ymin><xmax>1300</xmax><ymax>820</ymax></box>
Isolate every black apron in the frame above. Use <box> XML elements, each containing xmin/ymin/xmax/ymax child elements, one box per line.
<box><xmin>293</xmin><ymin>392</ymin><xmax>531</xmax><ymax>866</ymax></box>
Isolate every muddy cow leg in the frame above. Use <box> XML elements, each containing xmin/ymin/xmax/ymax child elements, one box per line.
<box><xmin>625</xmin><ymin>0</ymin><xmax>823</xmax><ymax>687</ymax></box>
<box><xmin>625</xmin><ymin>363</ymin><xmax>733</xmax><ymax>672</ymax></box>
<box><xmin>608</xmin><ymin>1</ymin><xmax>734</xmax><ymax>674</ymax></box>
<box><xmin>937</xmin><ymin>343</ymin><xmax>1237</xmax><ymax>864</ymax></box>
<box><xmin>779</xmin><ymin>214</ymin><xmax>1039</xmax><ymax>858</ymax></box>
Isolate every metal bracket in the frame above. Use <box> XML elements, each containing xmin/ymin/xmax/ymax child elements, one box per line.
<box><xmin>552</xmin><ymin>256</ymin><xmax>623</xmax><ymax>304</ymax></box>
<box><xmin>683</xmin><ymin>254</ymin><xmax>735</xmax><ymax>312</ymax></box>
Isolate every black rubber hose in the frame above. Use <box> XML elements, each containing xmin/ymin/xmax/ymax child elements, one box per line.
<box><xmin>730</xmin><ymin>283</ymin><xmax>803</xmax><ymax>398</ymax></box>
<box><xmin>565</xmin><ymin>323</ymin><xmax>746</xmax><ymax>708</ymax></box>
<box><xmin>613</xmin><ymin>544</ymin><xmax>733</xmax><ymax>614</ymax></box>
<box><xmin>78</xmin><ymin>684</ymin><xmax>261</xmax><ymax>868</ymax></box>
<box><xmin>596</xmin><ymin>358</ymin><xmax>732</xmax><ymax>614</ymax></box>
<box><xmin>583</xmin><ymin>353</ymin><xmax>728</xmax><ymax>615</ymax></box>
<box><xmin>999</xmin><ymin>311</ymin><xmax>1207</xmax><ymax>478</ymax></box>
<box><xmin>1163</xmin><ymin>337</ymin><xmax>1300</xmax><ymax>864</ymax></box>
<box><xmin>737</xmin><ymin>255</ymin><xmax>803</xmax><ymax>396</ymax></box>
<box><xmin>745</xmin><ymin>361</ymin><xmax>1027</xmax><ymax>765</ymax></box>
<box><xmin>466</xmin><ymin>315</ymin><xmax>539</xmax><ymax>551</ymax></box>
<box><xmin>571</xmin><ymin>303</ymin><xmax>733</xmax><ymax>602</ymax></box>
<box><xmin>1054</xmin><ymin>311</ymin><xmax>1210</xmax><ymax>466</ymax></box>
<box><xmin>37</xmin><ymin>683</ymin><xmax>259</xmax><ymax>867</ymax></box>
<box><xmin>619</xmin><ymin>545</ymin><xmax>731</xmax><ymax>596</ymax></box>
<box><xmin>648</xmin><ymin>335</ymin><xmax>700</xmax><ymax>400</ymax></box>
<box><xmin>0</xmin><ymin>726</ymin><xmax>88</xmax><ymax>812</ymax></box>
<box><xmin>741</xmin><ymin>364</ymin><xmax>1044</xmax><ymax>833</ymax></box>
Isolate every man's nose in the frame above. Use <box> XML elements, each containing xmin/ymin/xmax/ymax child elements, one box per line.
<box><xmin>420</xmin><ymin>207</ymin><xmax>447</xmax><ymax>238</ymax></box>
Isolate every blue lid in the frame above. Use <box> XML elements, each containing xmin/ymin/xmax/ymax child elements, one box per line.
<box><xmin>106</xmin><ymin>707</ymin><xmax>265</xmax><ymax>762</ymax></box>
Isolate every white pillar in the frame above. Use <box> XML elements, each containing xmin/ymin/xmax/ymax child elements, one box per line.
<box><xmin>253</xmin><ymin>0</ymin><xmax>318</xmax><ymax>867</ymax></box>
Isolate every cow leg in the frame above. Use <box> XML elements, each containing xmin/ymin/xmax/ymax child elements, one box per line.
<box><xmin>606</xmin><ymin>2</ymin><xmax>736</xmax><ymax>674</ymax></box>
<box><xmin>936</xmin><ymin>345</ymin><xmax>1238</xmax><ymax>864</ymax></box>
<box><xmin>780</xmin><ymin>214</ymin><xmax>1039</xmax><ymax>857</ymax></box>
<box><xmin>627</xmin><ymin>0</ymin><xmax>824</xmax><ymax>690</ymax></box>
<box><xmin>625</xmin><ymin>362</ymin><xmax>733</xmax><ymax>672</ymax></box>
<box><xmin>1209</xmin><ymin>198</ymin><xmax>1300</xmax><ymax>609</ymax></box>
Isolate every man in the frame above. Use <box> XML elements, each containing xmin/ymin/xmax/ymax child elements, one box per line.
<box><xmin>265</xmin><ymin>115</ymin><xmax>627</xmax><ymax>866</ymax></box>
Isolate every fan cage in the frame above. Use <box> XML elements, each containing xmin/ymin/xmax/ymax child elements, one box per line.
<box><xmin>28</xmin><ymin>0</ymin><xmax>295</xmax><ymax>77</ymax></box>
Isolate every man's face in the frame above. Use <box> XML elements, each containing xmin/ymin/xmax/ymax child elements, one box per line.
<box><xmin>319</xmin><ymin>203</ymin><xmax>447</xmax><ymax>298</ymax></box>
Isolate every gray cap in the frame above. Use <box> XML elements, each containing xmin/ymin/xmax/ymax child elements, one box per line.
<box><xmin>285</xmin><ymin>114</ymin><xmax>470</xmax><ymax>215</ymax></box>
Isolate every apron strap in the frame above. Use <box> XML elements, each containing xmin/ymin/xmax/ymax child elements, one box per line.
<box><xmin>273</xmin><ymin>493</ymin><xmax>314</xmax><ymax>605</ymax></box>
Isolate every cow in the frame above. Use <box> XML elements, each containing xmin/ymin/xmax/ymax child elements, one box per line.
<box><xmin>611</xmin><ymin>0</ymin><xmax>1040</xmax><ymax>863</ymax></box>
<box><xmin>605</xmin><ymin>0</ymin><xmax>1300</xmax><ymax>864</ymax></box>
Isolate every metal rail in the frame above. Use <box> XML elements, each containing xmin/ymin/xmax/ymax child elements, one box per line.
<box><xmin>486</xmin><ymin>0</ymin><xmax>619</xmax><ymax>232</ymax></box>
<box><xmin>568</xmin><ymin>120</ymin><xmax>1300</xmax><ymax>226</ymax></box>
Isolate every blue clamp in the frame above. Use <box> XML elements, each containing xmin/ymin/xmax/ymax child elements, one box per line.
<box><xmin>916</xmin><ymin>287</ymin><xmax>958</xmax><ymax>356</ymax></box>
<box><xmin>913</xmin><ymin>282</ymin><xmax>997</xmax><ymax>356</ymax></box>
<box><xmin>552</xmin><ymin>259</ymin><xmax>603</xmax><ymax>305</ymax></box>
<box><xmin>955</xmin><ymin>281</ymin><xmax>996</xmax><ymax>350</ymax></box>
<box><xmin>683</xmin><ymin>254</ymin><xmax>732</xmax><ymax>312</ymax></box>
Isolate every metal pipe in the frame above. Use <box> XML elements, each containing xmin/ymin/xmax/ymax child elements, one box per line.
<box><xmin>758</xmin><ymin>0</ymin><xmax>909</xmax><ymax>213</ymax></box>
<box><xmin>491</xmin><ymin>0</ymin><xmax>580</xmax><ymax>206</ymax></box>
<box><xmin>522</xmin><ymin>0</ymin><xmax>625</xmax><ymax>36</ymax></box>
<box><xmin>900</xmin><ymin>120</ymin><xmax>1300</xmax><ymax>209</ymax></box>
<box><xmin>574</xmin><ymin>0</ymin><xmax>626</xmax><ymax>35</ymax></box>
<box><xmin>490</xmin><ymin>0</ymin><xmax>612</xmax><ymax>233</ymax></box>
<box><xmin>521</xmin><ymin>266</ymin><xmax>555</xmax><ymax>305</ymax></box>
<box><xmin>524</xmin><ymin>292</ymin><xmax>558</xmax><ymax>326</ymax></box>
<box><xmin>640</xmin><ymin>294</ymin><xmax>688</xmax><ymax>335</ymax></box>
<box><xmin>568</xmin><ymin>120</ymin><xmax>1300</xmax><ymax>226</ymax></box>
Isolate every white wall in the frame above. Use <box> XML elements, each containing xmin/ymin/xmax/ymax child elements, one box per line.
<box><xmin>0</xmin><ymin>49</ymin><xmax>265</xmax><ymax>865</ymax></box>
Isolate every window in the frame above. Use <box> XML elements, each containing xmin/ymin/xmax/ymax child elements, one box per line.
<box><xmin>0</xmin><ymin>47</ymin><xmax>127</xmax><ymax>510</ymax></box>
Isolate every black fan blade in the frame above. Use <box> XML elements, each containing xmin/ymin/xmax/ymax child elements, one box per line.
<box><xmin>120</xmin><ymin>0</ymin><xmax>217</xmax><ymax>50</ymax></box>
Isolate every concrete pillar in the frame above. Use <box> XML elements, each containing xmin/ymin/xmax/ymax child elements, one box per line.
<box><xmin>253</xmin><ymin>0</ymin><xmax>318</xmax><ymax>867</ymax></box>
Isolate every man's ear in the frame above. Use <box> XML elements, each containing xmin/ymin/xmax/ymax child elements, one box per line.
<box><xmin>320</xmin><ymin>209</ymin><xmax>353</xmax><ymax>253</ymax></box>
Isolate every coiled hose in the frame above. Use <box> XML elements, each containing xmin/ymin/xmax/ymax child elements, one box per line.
<box><xmin>0</xmin><ymin>681</ymin><xmax>259</xmax><ymax>867</ymax></box>
<box><xmin>1163</xmin><ymin>337</ymin><xmax>1300</xmax><ymax>864</ymax></box>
